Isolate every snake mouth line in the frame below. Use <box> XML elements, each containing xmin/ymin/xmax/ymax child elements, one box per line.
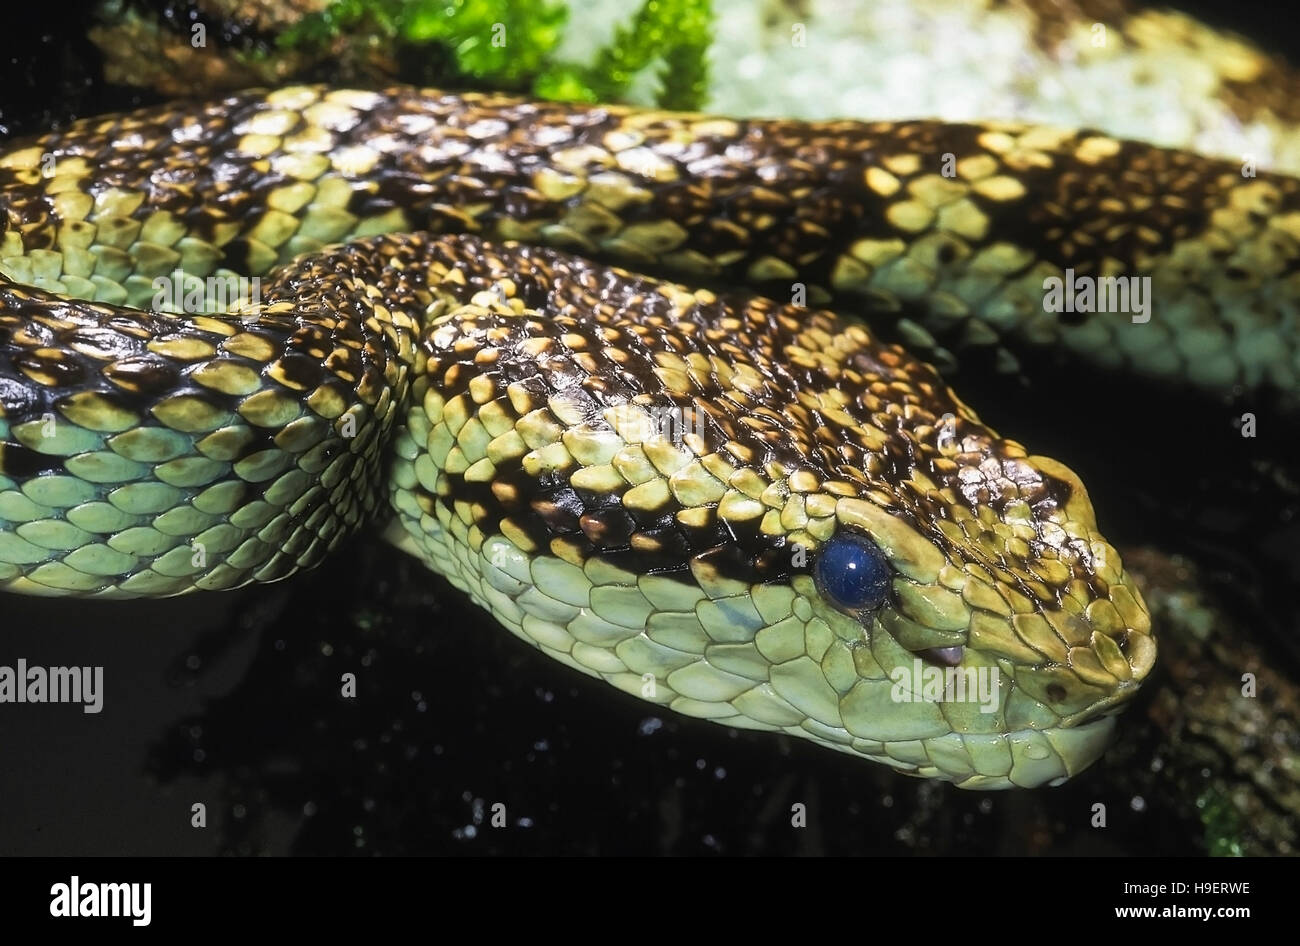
<box><xmin>1055</xmin><ymin>679</ymin><xmax>1145</xmax><ymax>729</ymax></box>
<box><xmin>876</xmin><ymin>582</ymin><xmax>1151</xmax><ymax>745</ymax></box>
<box><xmin>890</xmin><ymin>639</ymin><xmax>1143</xmax><ymax>726</ymax></box>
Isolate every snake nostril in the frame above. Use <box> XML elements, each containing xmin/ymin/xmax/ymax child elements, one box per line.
<box><xmin>1046</xmin><ymin>683</ymin><xmax>1068</xmax><ymax>703</ymax></box>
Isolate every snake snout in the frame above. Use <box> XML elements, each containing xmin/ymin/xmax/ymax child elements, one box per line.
<box><xmin>829</xmin><ymin>461</ymin><xmax>1156</xmax><ymax>737</ymax></box>
<box><xmin>1050</xmin><ymin>571</ymin><xmax>1157</xmax><ymax>728</ymax></box>
<box><xmin>984</xmin><ymin>534</ymin><xmax>1157</xmax><ymax>737</ymax></box>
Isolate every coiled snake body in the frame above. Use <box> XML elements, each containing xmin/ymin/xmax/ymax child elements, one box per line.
<box><xmin>24</xmin><ymin>68</ymin><xmax>1298</xmax><ymax>787</ymax></box>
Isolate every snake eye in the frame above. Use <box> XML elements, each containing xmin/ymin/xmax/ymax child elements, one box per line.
<box><xmin>815</xmin><ymin>532</ymin><xmax>892</xmax><ymax>613</ymax></box>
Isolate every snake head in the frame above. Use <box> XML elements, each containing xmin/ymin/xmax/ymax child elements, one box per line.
<box><xmin>749</xmin><ymin>322</ymin><xmax>1158</xmax><ymax>787</ymax></box>
<box><xmin>796</xmin><ymin>454</ymin><xmax>1155</xmax><ymax>789</ymax></box>
<box><xmin>393</xmin><ymin>240</ymin><xmax>1154</xmax><ymax>790</ymax></box>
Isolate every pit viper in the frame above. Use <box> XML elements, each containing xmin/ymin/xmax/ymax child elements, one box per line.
<box><xmin>7</xmin><ymin>3</ymin><xmax>1298</xmax><ymax>788</ymax></box>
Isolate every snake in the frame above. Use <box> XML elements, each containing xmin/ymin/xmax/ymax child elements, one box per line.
<box><xmin>9</xmin><ymin>6</ymin><xmax>1299</xmax><ymax>789</ymax></box>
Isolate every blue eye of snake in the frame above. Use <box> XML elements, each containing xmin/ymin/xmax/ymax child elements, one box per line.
<box><xmin>814</xmin><ymin>532</ymin><xmax>892</xmax><ymax>613</ymax></box>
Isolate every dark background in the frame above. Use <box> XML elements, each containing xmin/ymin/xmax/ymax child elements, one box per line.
<box><xmin>0</xmin><ymin>0</ymin><xmax>1297</xmax><ymax>856</ymax></box>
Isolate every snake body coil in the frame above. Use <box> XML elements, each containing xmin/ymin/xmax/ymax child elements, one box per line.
<box><xmin>0</xmin><ymin>85</ymin><xmax>1194</xmax><ymax>787</ymax></box>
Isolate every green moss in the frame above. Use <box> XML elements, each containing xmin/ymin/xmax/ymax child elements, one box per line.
<box><xmin>278</xmin><ymin>0</ymin><xmax>713</xmax><ymax>109</ymax></box>
<box><xmin>581</xmin><ymin>0</ymin><xmax>712</xmax><ymax>106</ymax></box>
<box><xmin>658</xmin><ymin>35</ymin><xmax>711</xmax><ymax>111</ymax></box>
<box><xmin>1196</xmin><ymin>787</ymin><xmax>1246</xmax><ymax>857</ymax></box>
<box><xmin>402</xmin><ymin>0</ymin><xmax>569</xmax><ymax>82</ymax></box>
<box><xmin>276</xmin><ymin>0</ymin><xmax>399</xmax><ymax>50</ymax></box>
